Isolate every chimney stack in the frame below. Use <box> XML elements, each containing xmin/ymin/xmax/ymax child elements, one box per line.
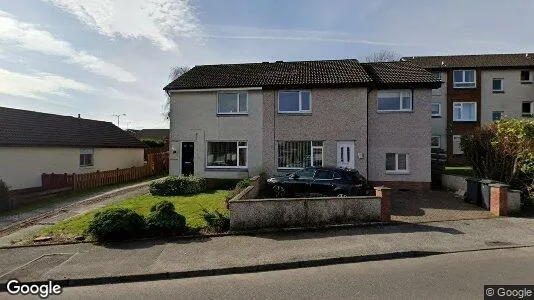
<box><xmin>78</xmin><ymin>114</ymin><xmax>81</xmax><ymax>119</ymax></box>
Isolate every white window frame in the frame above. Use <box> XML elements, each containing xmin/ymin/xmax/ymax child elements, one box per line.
<box><xmin>385</xmin><ymin>153</ymin><xmax>409</xmax><ymax>174</ymax></box>
<box><xmin>278</xmin><ymin>90</ymin><xmax>312</xmax><ymax>113</ymax></box>
<box><xmin>205</xmin><ymin>141</ymin><xmax>248</xmax><ymax>169</ymax></box>
<box><xmin>431</xmin><ymin>136</ymin><xmax>441</xmax><ymax>149</ymax></box>
<box><xmin>453</xmin><ymin>102</ymin><xmax>477</xmax><ymax>122</ymax></box>
<box><xmin>79</xmin><ymin>149</ymin><xmax>94</xmax><ymax>167</ymax></box>
<box><xmin>217</xmin><ymin>92</ymin><xmax>248</xmax><ymax>115</ymax></box>
<box><xmin>453</xmin><ymin>70</ymin><xmax>476</xmax><ymax>88</ymax></box>
<box><xmin>431</xmin><ymin>103</ymin><xmax>442</xmax><ymax>117</ymax></box>
<box><xmin>377</xmin><ymin>90</ymin><xmax>413</xmax><ymax>112</ymax></box>
<box><xmin>522</xmin><ymin>101</ymin><xmax>533</xmax><ymax>117</ymax></box>
<box><xmin>277</xmin><ymin>141</ymin><xmax>323</xmax><ymax>170</ymax></box>
<box><xmin>492</xmin><ymin>78</ymin><xmax>504</xmax><ymax>92</ymax></box>
<box><xmin>520</xmin><ymin>70</ymin><xmax>532</xmax><ymax>83</ymax></box>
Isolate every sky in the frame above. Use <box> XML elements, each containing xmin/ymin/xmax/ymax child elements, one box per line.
<box><xmin>1</xmin><ymin>0</ymin><xmax>534</xmax><ymax>129</ymax></box>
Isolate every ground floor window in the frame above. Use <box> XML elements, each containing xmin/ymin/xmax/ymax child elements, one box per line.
<box><xmin>206</xmin><ymin>141</ymin><xmax>247</xmax><ymax>168</ymax></box>
<box><xmin>431</xmin><ymin>136</ymin><xmax>441</xmax><ymax>148</ymax></box>
<box><xmin>278</xmin><ymin>141</ymin><xmax>323</xmax><ymax>169</ymax></box>
<box><xmin>80</xmin><ymin>149</ymin><xmax>94</xmax><ymax>167</ymax></box>
<box><xmin>385</xmin><ymin>153</ymin><xmax>409</xmax><ymax>174</ymax></box>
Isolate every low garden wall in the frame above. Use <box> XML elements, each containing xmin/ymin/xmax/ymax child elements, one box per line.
<box><xmin>229</xmin><ymin>195</ymin><xmax>383</xmax><ymax>231</ymax></box>
<box><xmin>441</xmin><ymin>174</ymin><xmax>468</xmax><ymax>191</ymax></box>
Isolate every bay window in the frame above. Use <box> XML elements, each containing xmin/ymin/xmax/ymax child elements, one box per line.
<box><xmin>377</xmin><ymin>90</ymin><xmax>412</xmax><ymax>112</ymax></box>
<box><xmin>206</xmin><ymin>141</ymin><xmax>247</xmax><ymax>168</ymax></box>
<box><xmin>278</xmin><ymin>141</ymin><xmax>323</xmax><ymax>169</ymax></box>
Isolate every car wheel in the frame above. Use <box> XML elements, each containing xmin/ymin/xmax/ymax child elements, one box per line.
<box><xmin>272</xmin><ymin>185</ymin><xmax>286</xmax><ymax>198</ymax></box>
<box><xmin>336</xmin><ymin>193</ymin><xmax>347</xmax><ymax>197</ymax></box>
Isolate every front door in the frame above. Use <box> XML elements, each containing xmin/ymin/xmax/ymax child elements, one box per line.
<box><xmin>337</xmin><ymin>141</ymin><xmax>355</xmax><ymax>169</ymax></box>
<box><xmin>181</xmin><ymin>142</ymin><xmax>194</xmax><ymax>175</ymax></box>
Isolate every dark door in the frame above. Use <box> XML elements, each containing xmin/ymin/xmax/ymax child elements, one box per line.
<box><xmin>181</xmin><ymin>142</ymin><xmax>194</xmax><ymax>175</ymax></box>
<box><xmin>311</xmin><ymin>169</ymin><xmax>335</xmax><ymax>195</ymax></box>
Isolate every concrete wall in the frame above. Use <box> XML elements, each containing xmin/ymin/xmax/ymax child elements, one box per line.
<box><xmin>0</xmin><ymin>147</ymin><xmax>144</xmax><ymax>190</ymax></box>
<box><xmin>441</xmin><ymin>174</ymin><xmax>468</xmax><ymax>191</ymax></box>
<box><xmin>229</xmin><ymin>196</ymin><xmax>381</xmax><ymax>230</ymax></box>
<box><xmin>432</xmin><ymin>71</ymin><xmax>448</xmax><ymax>150</ymax></box>
<box><xmin>368</xmin><ymin>89</ymin><xmax>432</xmax><ymax>183</ymax></box>
<box><xmin>262</xmin><ymin>88</ymin><xmax>368</xmax><ymax>176</ymax></box>
<box><xmin>481</xmin><ymin>69</ymin><xmax>534</xmax><ymax>124</ymax></box>
<box><xmin>169</xmin><ymin>90</ymin><xmax>264</xmax><ymax>179</ymax></box>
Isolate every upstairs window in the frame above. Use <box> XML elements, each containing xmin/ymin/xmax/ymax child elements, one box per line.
<box><xmin>492</xmin><ymin>78</ymin><xmax>504</xmax><ymax>92</ymax></box>
<box><xmin>453</xmin><ymin>102</ymin><xmax>477</xmax><ymax>121</ymax></box>
<box><xmin>521</xmin><ymin>70</ymin><xmax>531</xmax><ymax>83</ymax></box>
<box><xmin>453</xmin><ymin>70</ymin><xmax>476</xmax><ymax>88</ymax></box>
<box><xmin>217</xmin><ymin>92</ymin><xmax>248</xmax><ymax>114</ymax></box>
<box><xmin>278</xmin><ymin>91</ymin><xmax>311</xmax><ymax>113</ymax></box>
<box><xmin>80</xmin><ymin>149</ymin><xmax>94</xmax><ymax>167</ymax></box>
<box><xmin>431</xmin><ymin>103</ymin><xmax>442</xmax><ymax>117</ymax></box>
<box><xmin>377</xmin><ymin>90</ymin><xmax>412</xmax><ymax>112</ymax></box>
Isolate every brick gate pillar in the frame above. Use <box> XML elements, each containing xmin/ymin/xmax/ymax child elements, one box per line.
<box><xmin>374</xmin><ymin>186</ymin><xmax>392</xmax><ymax>222</ymax></box>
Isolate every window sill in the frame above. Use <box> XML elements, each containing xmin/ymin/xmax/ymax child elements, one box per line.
<box><xmin>385</xmin><ymin>171</ymin><xmax>410</xmax><ymax>175</ymax></box>
<box><xmin>80</xmin><ymin>165</ymin><xmax>94</xmax><ymax>169</ymax></box>
<box><xmin>277</xmin><ymin>112</ymin><xmax>312</xmax><ymax>115</ymax></box>
<box><xmin>492</xmin><ymin>90</ymin><xmax>505</xmax><ymax>94</ymax></box>
<box><xmin>453</xmin><ymin>120</ymin><xmax>477</xmax><ymax>123</ymax></box>
<box><xmin>205</xmin><ymin>167</ymin><xmax>248</xmax><ymax>172</ymax></box>
<box><xmin>377</xmin><ymin>110</ymin><xmax>413</xmax><ymax>114</ymax></box>
<box><xmin>217</xmin><ymin>113</ymin><xmax>248</xmax><ymax>117</ymax></box>
<box><xmin>453</xmin><ymin>86</ymin><xmax>477</xmax><ymax>89</ymax></box>
<box><xmin>520</xmin><ymin>81</ymin><xmax>532</xmax><ymax>84</ymax></box>
<box><xmin>431</xmin><ymin>115</ymin><xmax>442</xmax><ymax>118</ymax></box>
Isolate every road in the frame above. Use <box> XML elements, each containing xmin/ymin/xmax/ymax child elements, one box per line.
<box><xmin>30</xmin><ymin>247</ymin><xmax>534</xmax><ymax>300</ymax></box>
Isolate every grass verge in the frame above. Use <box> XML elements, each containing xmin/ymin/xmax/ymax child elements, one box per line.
<box><xmin>35</xmin><ymin>190</ymin><xmax>229</xmax><ymax>242</ymax></box>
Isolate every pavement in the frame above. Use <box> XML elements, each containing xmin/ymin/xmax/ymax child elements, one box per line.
<box><xmin>0</xmin><ymin>216</ymin><xmax>533</xmax><ymax>288</ymax></box>
<box><xmin>52</xmin><ymin>247</ymin><xmax>534</xmax><ymax>300</ymax></box>
<box><xmin>0</xmin><ymin>179</ymin><xmax>157</xmax><ymax>246</ymax></box>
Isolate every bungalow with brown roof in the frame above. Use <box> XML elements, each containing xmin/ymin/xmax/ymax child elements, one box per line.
<box><xmin>164</xmin><ymin>59</ymin><xmax>441</xmax><ymax>190</ymax></box>
<box><xmin>0</xmin><ymin>106</ymin><xmax>147</xmax><ymax>191</ymax></box>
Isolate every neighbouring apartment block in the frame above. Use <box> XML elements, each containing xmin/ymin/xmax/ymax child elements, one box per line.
<box><xmin>164</xmin><ymin>59</ymin><xmax>440</xmax><ymax>189</ymax></box>
<box><xmin>404</xmin><ymin>53</ymin><xmax>534</xmax><ymax>159</ymax></box>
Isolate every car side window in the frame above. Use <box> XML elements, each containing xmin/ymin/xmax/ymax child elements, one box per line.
<box><xmin>295</xmin><ymin>168</ymin><xmax>315</xmax><ymax>179</ymax></box>
<box><xmin>333</xmin><ymin>171</ymin><xmax>343</xmax><ymax>180</ymax></box>
<box><xmin>314</xmin><ymin>170</ymin><xmax>333</xmax><ymax>180</ymax></box>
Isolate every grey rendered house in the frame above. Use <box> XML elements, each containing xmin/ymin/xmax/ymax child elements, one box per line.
<box><xmin>164</xmin><ymin>59</ymin><xmax>441</xmax><ymax>189</ymax></box>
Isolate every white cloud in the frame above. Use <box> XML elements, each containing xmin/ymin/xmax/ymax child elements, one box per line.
<box><xmin>44</xmin><ymin>0</ymin><xmax>200</xmax><ymax>52</ymax></box>
<box><xmin>0</xmin><ymin>10</ymin><xmax>136</xmax><ymax>82</ymax></box>
<box><xmin>0</xmin><ymin>68</ymin><xmax>93</xmax><ymax>101</ymax></box>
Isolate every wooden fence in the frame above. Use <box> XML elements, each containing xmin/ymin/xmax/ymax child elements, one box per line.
<box><xmin>41</xmin><ymin>152</ymin><xmax>169</xmax><ymax>192</ymax></box>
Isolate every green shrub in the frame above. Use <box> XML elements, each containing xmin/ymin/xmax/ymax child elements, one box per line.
<box><xmin>149</xmin><ymin>176</ymin><xmax>206</xmax><ymax>196</ymax></box>
<box><xmin>146</xmin><ymin>200</ymin><xmax>187</xmax><ymax>235</ymax></box>
<box><xmin>88</xmin><ymin>208</ymin><xmax>146</xmax><ymax>242</ymax></box>
<box><xmin>202</xmin><ymin>209</ymin><xmax>230</xmax><ymax>231</ymax></box>
<box><xmin>142</xmin><ymin>139</ymin><xmax>164</xmax><ymax>148</ymax></box>
<box><xmin>0</xmin><ymin>179</ymin><xmax>10</xmax><ymax>210</ymax></box>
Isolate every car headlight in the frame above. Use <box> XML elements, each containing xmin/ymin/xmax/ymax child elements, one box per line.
<box><xmin>267</xmin><ymin>178</ymin><xmax>275</xmax><ymax>183</ymax></box>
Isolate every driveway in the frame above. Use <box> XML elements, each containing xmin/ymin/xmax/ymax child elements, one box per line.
<box><xmin>391</xmin><ymin>189</ymin><xmax>494</xmax><ymax>223</ymax></box>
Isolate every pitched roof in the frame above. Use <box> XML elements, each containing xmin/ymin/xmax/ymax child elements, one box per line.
<box><xmin>164</xmin><ymin>59</ymin><xmax>373</xmax><ymax>90</ymax></box>
<box><xmin>361</xmin><ymin>62</ymin><xmax>441</xmax><ymax>88</ymax></box>
<box><xmin>401</xmin><ymin>53</ymin><xmax>534</xmax><ymax>69</ymax></box>
<box><xmin>128</xmin><ymin>129</ymin><xmax>169</xmax><ymax>141</ymax></box>
<box><xmin>0</xmin><ymin>107</ymin><xmax>146</xmax><ymax>148</ymax></box>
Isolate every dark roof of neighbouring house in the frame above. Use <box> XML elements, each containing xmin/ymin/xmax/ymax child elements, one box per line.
<box><xmin>401</xmin><ymin>53</ymin><xmax>534</xmax><ymax>70</ymax></box>
<box><xmin>164</xmin><ymin>59</ymin><xmax>374</xmax><ymax>90</ymax></box>
<box><xmin>0</xmin><ymin>107</ymin><xmax>146</xmax><ymax>148</ymax></box>
<box><xmin>361</xmin><ymin>62</ymin><xmax>441</xmax><ymax>89</ymax></box>
<box><xmin>128</xmin><ymin>129</ymin><xmax>169</xmax><ymax>141</ymax></box>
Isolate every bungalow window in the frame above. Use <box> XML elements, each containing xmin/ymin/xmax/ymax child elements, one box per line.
<box><xmin>278</xmin><ymin>91</ymin><xmax>311</xmax><ymax>113</ymax></box>
<box><xmin>385</xmin><ymin>153</ymin><xmax>409</xmax><ymax>174</ymax></box>
<box><xmin>453</xmin><ymin>102</ymin><xmax>477</xmax><ymax>121</ymax></box>
<box><xmin>278</xmin><ymin>141</ymin><xmax>323</xmax><ymax>169</ymax></box>
<box><xmin>453</xmin><ymin>70</ymin><xmax>476</xmax><ymax>88</ymax></box>
<box><xmin>431</xmin><ymin>103</ymin><xmax>441</xmax><ymax>117</ymax></box>
<box><xmin>206</xmin><ymin>141</ymin><xmax>247</xmax><ymax>168</ymax></box>
<box><xmin>80</xmin><ymin>149</ymin><xmax>94</xmax><ymax>167</ymax></box>
<box><xmin>377</xmin><ymin>90</ymin><xmax>412</xmax><ymax>112</ymax></box>
<box><xmin>217</xmin><ymin>92</ymin><xmax>248</xmax><ymax>114</ymax></box>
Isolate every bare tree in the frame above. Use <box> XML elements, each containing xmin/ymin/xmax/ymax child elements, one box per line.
<box><xmin>365</xmin><ymin>49</ymin><xmax>401</xmax><ymax>62</ymax></box>
<box><xmin>163</xmin><ymin>66</ymin><xmax>191</xmax><ymax>120</ymax></box>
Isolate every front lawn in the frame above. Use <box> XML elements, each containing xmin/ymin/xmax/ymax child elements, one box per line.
<box><xmin>36</xmin><ymin>190</ymin><xmax>229</xmax><ymax>242</ymax></box>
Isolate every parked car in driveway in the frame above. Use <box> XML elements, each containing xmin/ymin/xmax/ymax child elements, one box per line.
<box><xmin>266</xmin><ymin>167</ymin><xmax>371</xmax><ymax>198</ymax></box>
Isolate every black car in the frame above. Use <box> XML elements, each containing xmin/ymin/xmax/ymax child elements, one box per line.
<box><xmin>266</xmin><ymin>167</ymin><xmax>371</xmax><ymax>198</ymax></box>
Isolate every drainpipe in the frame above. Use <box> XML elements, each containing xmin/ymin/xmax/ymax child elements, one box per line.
<box><xmin>366</xmin><ymin>88</ymin><xmax>371</xmax><ymax>181</ymax></box>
